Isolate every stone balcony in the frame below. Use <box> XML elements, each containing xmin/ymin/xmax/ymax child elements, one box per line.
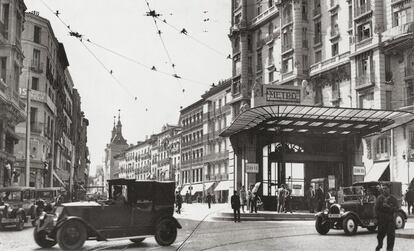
<box><xmin>309</xmin><ymin>51</ymin><xmax>350</xmax><ymax>76</ymax></box>
<box><xmin>382</xmin><ymin>22</ymin><xmax>414</xmax><ymax>43</ymax></box>
<box><xmin>250</xmin><ymin>5</ymin><xmax>278</xmax><ymax>27</ymax></box>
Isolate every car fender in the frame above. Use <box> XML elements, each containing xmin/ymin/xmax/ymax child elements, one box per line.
<box><xmin>314</xmin><ymin>212</ymin><xmax>325</xmax><ymax>218</ymax></box>
<box><xmin>397</xmin><ymin>209</ymin><xmax>408</xmax><ymax>221</ymax></box>
<box><xmin>53</xmin><ymin>216</ymin><xmax>105</xmax><ymax>240</ymax></box>
<box><xmin>156</xmin><ymin>215</ymin><xmax>182</xmax><ymax>229</ymax></box>
<box><xmin>341</xmin><ymin>211</ymin><xmax>362</xmax><ymax>225</ymax></box>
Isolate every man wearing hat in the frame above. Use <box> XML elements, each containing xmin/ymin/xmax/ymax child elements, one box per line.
<box><xmin>375</xmin><ymin>183</ymin><xmax>399</xmax><ymax>251</ymax></box>
<box><xmin>113</xmin><ymin>186</ymin><xmax>126</xmax><ymax>205</ymax></box>
<box><xmin>231</xmin><ymin>190</ymin><xmax>241</xmax><ymax>222</ymax></box>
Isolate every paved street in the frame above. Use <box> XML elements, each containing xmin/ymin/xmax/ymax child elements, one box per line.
<box><xmin>1</xmin><ymin>203</ymin><xmax>414</xmax><ymax>251</ymax></box>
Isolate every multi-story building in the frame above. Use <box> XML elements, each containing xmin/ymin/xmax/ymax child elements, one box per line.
<box><xmin>170</xmin><ymin>130</ymin><xmax>181</xmax><ymax>186</ymax></box>
<box><xmin>104</xmin><ymin>113</ymin><xmax>128</xmax><ymax>186</ymax></box>
<box><xmin>0</xmin><ymin>0</ymin><xmax>27</xmax><ymax>187</ymax></box>
<box><xmin>202</xmin><ymin>80</ymin><xmax>233</xmax><ymax>203</ymax></box>
<box><xmin>14</xmin><ymin>11</ymin><xmax>58</xmax><ymax>188</ymax></box>
<box><xmin>225</xmin><ymin>0</ymin><xmax>414</xmax><ymax>210</ymax></box>
<box><xmin>179</xmin><ymin>100</ymin><xmax>205</xmax><ymax>199</ymax></box>
<box><xmin>156</xmin><ymin>124</ymin><xmax>180</xmax><ymax>181</ymax></box>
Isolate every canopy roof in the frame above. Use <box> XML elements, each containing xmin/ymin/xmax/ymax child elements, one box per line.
<box><xmin>220</xmin><ymin>105</ymin><xmax>413</xmax><ymax>137</ymax></box>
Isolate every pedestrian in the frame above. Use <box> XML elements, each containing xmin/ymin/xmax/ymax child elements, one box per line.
<box><xmin>284</xmin><ymin>187</ymin><xmax>293</xmax><ymax>213</ymax></box>
<box><xmin>251</xmin><ymin>192</ymin><xmax>261</xmax><ymax>213</ymax></box>
<box><xmin>247</xmin><ymin>185</ymin><xmax>253</xmax><ymax>212</ymax></box>
<box><xmin>326</xmin><ymin>188</ymin><xmax>336</xmax><ymax>208</ymax></box>
<box><xmin>375</xmin><ymin>183</ymin><xmax>399</xmax><ymax>251</ymax></box>
<box><xmin>240</xmin><ymin>186</ymin><xmax>247</xmax><ymax>213</ymax></box>
<box><xmin>405</xmin><ymin>188</ymin><xmax>414</xmax><ymax>215</ymax></box>
<box><xmin>278</xmin><ymin>185</ymin><xmax>286</xmax><ymax>213</ymax></box>
<box><xmin>231</xmin><ymin>190</ymin><xmax>241</xmax><ymax>222</ymax></box>
<box><xmin>206</xmin><ymin>192</ymin><xmax>212</xmax><ymax>209</ymax></box>
<box><xmin>315</xmin><ymin>184</ymin><xmax>324</xmax><ymax>212</ymax></box>
<box><xmin>185</xmin><ymin>191</ymin><xmax>190</xmax><ymax>204</ymax></box>
<box><xmin>175</xmin><ymin>191</ymin><xmax>183</xmax><ymax>214</ymax></box>
<box><xmin>306</xmin><ymin>185</ymin><xmax>315</xmax><ymax>213</ymax></box>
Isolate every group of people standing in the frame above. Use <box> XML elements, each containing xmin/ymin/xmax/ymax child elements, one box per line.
<box><xmin>231</xmin><ymin>185</ymin><xmax>262</xmax><ymax>222</ymax></box>
<box><xmin>305</xmin><ymin>184</ymin><xmax>333</xmax><ymax>213</ymax></box>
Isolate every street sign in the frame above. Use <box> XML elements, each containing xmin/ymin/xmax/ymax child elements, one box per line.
<box><xmin>246</xmin><ymin>163</ymin><xmax>259</xmax><ymax>173</ymax></box>
<box><xmin>353</xmin><ymin>166</ymin><xmax>365</xmax><ymax>176</ymax></box>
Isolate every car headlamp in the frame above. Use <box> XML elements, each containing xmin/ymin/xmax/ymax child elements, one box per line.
<box><xmin>323</xmin><ymin>209</ymin><xmax>328</xmax><ymax>214</ymax></box>
<box><xmin>39</xmin><ymin>212</ymin><xmax>46</xmax><ymax>220</ymax></box>
<box><xmin>340</xmin><ymin>208</ymin><xmax>345</xmax><ymax>214</ymax></box>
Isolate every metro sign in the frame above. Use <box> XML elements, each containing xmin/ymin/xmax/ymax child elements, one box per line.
<box><xmin>266</xmin><ymin>87</ymin><xmax>301</xmax><ymax>103</ymax></box>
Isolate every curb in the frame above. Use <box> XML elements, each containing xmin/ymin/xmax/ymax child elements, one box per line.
<box><xmin>395</xmin><ymin>231</ymin><xmax>414</xmax><ymax>239</ymax></box>
<box><xmin>211</xmin><ymin>216</ymin><xmax>315</xmax><ymax>221</ymax></box>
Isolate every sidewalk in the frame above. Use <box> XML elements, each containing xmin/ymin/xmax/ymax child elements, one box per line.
<box><xmin>210</xmin><ymin>208</ymin><xmax>315</xmax><ymax>222</ymax></box>
<box><xmin>396</xmin><ymin>222</ymin><xmax>414</xmax><ymax>239</ymax></box>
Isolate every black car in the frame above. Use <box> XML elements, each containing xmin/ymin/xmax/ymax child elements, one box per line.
<box><xmin>315</xmin><ymin>181</ymin><xmax>407</xmax><ymax>235</ymax></box>
<box><xmin>33</xmin><ymin>179</ymin><xmax>181</xmax><ymax>250</ymax></box>
<box><xmin>0</xmin><ymin>186</ymin><xmax>36</xmax><ymax>230</ymax></box>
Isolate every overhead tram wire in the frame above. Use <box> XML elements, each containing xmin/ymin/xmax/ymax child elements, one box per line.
<box><xmin>154</xmin><ymin>16</ymin><xmax>231</xmax><ymax>60</ymax></box>
<box><xmin>38</xmin><ymin>0</ymin><xmax>138</xmax><ymax>101</ymax></box>
<box><xmin>143</xmin><ymin>0</ymin><xmax>185</xmax><ymax>93</ymax></box>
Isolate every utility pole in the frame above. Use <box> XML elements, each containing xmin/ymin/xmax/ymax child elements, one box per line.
<box><xmin>25</xmin><ymin>69</ymin><xmax>31</xmax><ymax>187</ymax></box>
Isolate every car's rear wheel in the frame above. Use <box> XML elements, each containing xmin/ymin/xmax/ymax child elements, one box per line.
<box><xmin>57</xmin><ymin>220</ymin><xmax>87</xmax><ymax>250</ymax></box>
<box><xmin>155</xmin><ymin>218</ymin><xmax>177</xmax><ymax>246</ymax></box>
<box><xmin>395</xmin><ymin>212</ymin><xmax>405</xmax><ymax>229</ymax></box>
<box><xmin>343</xmin><ymin>216</ymin><xmax>358</xmax><ymax>235</ymax></box>
<box><xmin>34</xmin><ymin>228</ymin><xmax>57</xmax><ymax>248</ymax></box>
<box><xmin>15</xmin><ymin>214</ymin><xmax>25</xmax><ymax>231</ymax></box>
<box><xmin>367</xmin><ymin>226</ymin><xmax>377</xmax><ymax>232</ymax></box>
<box><xmin>130</xmin><ymin>238</ymin><xmax>145</xmax><ymax>243</ymax></box>
<box><xmin>315</xmin><ymin>216</ymin><xmax>330</xmax><ymax>235</ymax></box>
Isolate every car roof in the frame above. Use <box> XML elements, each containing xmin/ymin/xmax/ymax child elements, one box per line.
<box><xmin>108</xmin><ymin>178</ymin><xmax>175</xmax><ymax>185</ymax></box>
<box><xmin>35</xmin><ymin>187</ymin><xmax>64</xmax><ymax>191</ymax></box>
<box><xmin>0</xmin><ymin>186</ymin><xmax>34</xmax><ymax>192</ymax></box>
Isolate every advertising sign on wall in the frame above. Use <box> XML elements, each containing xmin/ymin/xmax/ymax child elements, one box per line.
<box><xmin>246</xmin><ymin>163</ymin><xmax>259</xmax><ymax>173</ymax></box>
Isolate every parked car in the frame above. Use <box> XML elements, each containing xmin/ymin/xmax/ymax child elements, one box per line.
<box><xmin>315</xmin><ymin>181</ymin><xmax>407</xmax><ymax>236</ymax></box>
<box><xmin>0</xmin><ymin>186</ymin><xmax>36</xmax><ymax>230</ymax></box>
<box><xmin>31</xmin><ymin>187</ymin><xmax>65</xmax><ymax>226</ymax></box>
<box><xmin>33</xmin><ymin>179</ymin><xmax>182</xmax><ymax>250</ymax></box>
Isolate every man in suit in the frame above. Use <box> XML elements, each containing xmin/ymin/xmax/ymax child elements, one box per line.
<box><xmin>306</xmin><ymin>185</ymin><xmax>315</xmax><ymax>213</ymax></box>
<box><xmin>231</xmin><ymin>190</ymin><xmax>241</xmax><ymax>222</ymax></box>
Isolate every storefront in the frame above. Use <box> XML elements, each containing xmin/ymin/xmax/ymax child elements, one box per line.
<box><xmin>221</xmin><ymin>105</ymin><xmax>410</xmax><ymax>211</ymax></box>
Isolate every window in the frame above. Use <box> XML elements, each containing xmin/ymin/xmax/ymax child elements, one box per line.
<box><xmin>268</xmin><ymin>0</ymin><xmax>273</xmax><ymax>8</ymax></box>
<box><xmin>357</xmin><ymin>22</ymin><xmax>371</xmax><ymax>42</ymax></box>
<box><xmin>302</xmin><ymin>27</ymin><xmax>308</xmax><ymax>48</ymax></box>
<box><xmin>302</xmin><ymin>55</ymin><xmax>308</xmax><ymax>69</ymax></box>
<box><xmin>0</xmin><ymin>57</ymin><xmax>6</xmax><ymax>82</ymax></box>
<box><xmin>269</xmin><ymin>71</ymin><xmax>274</xmax><ymax>83</ymax></box>
<box><xmin>282</xmin><ymin>58</ymin><xmax>293</xmax><ymax>73</ymax></box>
<box><xmin>331</xmin><ymin>13</ymin><xmax>338</xmax><ymax>37</ymax></box>
<box><xmin>34</xmin><ymin>26</ymin><xmax>41</xmax><ymax>44</ymax></box>
<box><xmin>314</xmin><ymin>21</ymin><xmax>322</xmax><ymax>45</ymax></box>
<box><xmin>257</xmin><ymin>29</ymin><xmax>262</xmax><ymax>46</ymax></box>
<box><xmin>332</xmin><ymin>43</ymin><xmax>338</xmax><ymax>57</ymax></box>
<box><xmin>359</xmin><ymin>92</ymin><xmax>374</xmax><ymax>109</ymax></box>
<box><xmin>315</xmin><ymin>50</ymin><xmax>322</xmax><ymax>63</ymax></box>
<box><xmin>1</xmin><ymin>3</ymin><xmax>9</xmax><ymax>38</ymax></box>
<box><xmin>386</xmin><ymin>91</ymin><xmax>392</xmax><ymax>110</ymax></box>
<box><xmin>257</xmin><ymin>51</ymin><xmax>262</xmax><ymax>71</ymax></box>
<box><xmin>30</xmin><ymin>107</ymin><xmax>38</xmax><ymax>124</ymax></box>
<box><xmin>234</xmin><ymin>54</ymin><xmax>241</xmax><ymax>76</ymax></box>
<box><xmin>302</xmin><ymin>1</ymin><xmax>308</xmax><ymax>20</ymax></box>
<box><xmin>15</xmin><ymin>11</ymin><xmax>21</xmax><ymax>43</ymax></box>
<box><xmin>393</xmin><ymin>8</ymin><xmax>410</xmax><ymax>27</ymax></box>
<box><xmin>268</xmin><ymin>22</ymin><xmax>273</xmax><ymax>36</ymax></box>
<box><xmin>33</xmin><ymin>49</ymin><xmax>41</xmax><ymax>67</ymax></box>
<box><xmin>268</xmin><ymin>47</ymin><xmax>274</xmax><ymax>65</ymax></box>
<box><xmin>31</xmin><ymin>77</ymin><xmax>39</xmax><ymax>90</ymax></box>
<box><xmin>376</xmin><ymin>137</ymin><xmax>389</xmax><ymax>155</ymax></box>
<box><xmin>257</xmin><ymin>5</ymin><xmax>262</xmax><ymax>16</ymax></box>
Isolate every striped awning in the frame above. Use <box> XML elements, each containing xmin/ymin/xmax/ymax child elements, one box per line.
<box><xmin>220</xmin><ymin>105</ymin><xmax>413</xmax><ymax>137</ymax></box>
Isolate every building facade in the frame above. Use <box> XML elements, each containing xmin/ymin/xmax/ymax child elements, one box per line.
<box><xmin>226</xmin><ymin>0</ymin><xmax>414</xmax><ymax>210</ymax></box>
<box><xmin>0</xmin><ymin>0</ymin><xmax>27</xmax><ymax>187</ymax></box>
<box><xmin>202</xmin><ymin>80</ymin><xmax>233</xmax><ymax>203</ymax></box>
<box><xmin>179</xmin><ymin>100</ymin><xmax>205</xmax><ymax>198</ymax></box>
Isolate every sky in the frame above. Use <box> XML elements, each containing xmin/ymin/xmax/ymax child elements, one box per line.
<box><xmin>26</xmin><ymin>0</ymin><xmax>232</xmax><ymax>175</ymax></box>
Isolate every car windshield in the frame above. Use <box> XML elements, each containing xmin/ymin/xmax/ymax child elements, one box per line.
<box><xmin>338</xmin><ymin>186</ymin><xmax>364</xmax><ymax>203</ymax></box>
<box><xmin>37</xmin><ymin>191</ymin><xmax>53</xmax><ymax>199</ymax></box>
<box><xmin>2</xmin><ymin>191</ymin><xmax>22</xmax><ymax>201</ymax></box>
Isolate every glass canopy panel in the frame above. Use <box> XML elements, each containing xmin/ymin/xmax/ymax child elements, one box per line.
<box><xmin>324</xmin><ymin>122</ymin><xmax>339</xmax><ymax>127</ymax></box>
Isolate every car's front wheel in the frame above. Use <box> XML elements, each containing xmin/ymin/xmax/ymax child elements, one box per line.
<box><xmin>155</xmin><ymin>218</ymin><xmax>177</xmax><ymax>246</ymax></box>
<box><xmin>57</xmin><ymin>220</ymin><xmax>87</xmax><ymax>250</ymax></box>
<box><xmin>395</xmin><ymin>212</ymin><xmax>405</xmax><ymax>229</ymax></box>
<box><xmin>34</xmin><ymin>228</ymin><xmax>57</xmax><ymax>248</ymax></box>
<box><xmin>315</xmin><ymin>216</ymin><xmax>330</xmax><ymax>235</ymax></box>
<box><xmin>130</xmin><ymin>238</ymin><xmax>145</xmax><ymax>244</ymax></box>
<box><xmin>343</xmin><ymin>216</ymin><xmax>358</xmax><ymax>235</ymax></box>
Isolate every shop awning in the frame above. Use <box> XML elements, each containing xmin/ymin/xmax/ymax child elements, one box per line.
<box><xmin>220</xmin><ymin>105</ymin><xmax>413</xmax><ymax>137</ymax></box>
<box><xmin>190</xmin><ymin>183</ymin><xmax>204</xmax><ymax>193</ymax></box>
<box><xmin>204</xmin><ymin>182</ymin><xmax>215</xmax><ymax>191</ymax></box>
<box><xmin>214</xmin><ymin>180</ymin><xmax>233</xmax><ymax>191</ymax></box>
<box><xmin>180</xmin><ymin>185</ymin><xmax>190</xmax><ymax>195</ymax></box>
<box><xmin>364</xmin><ymin>162</ymin><xmax>389</xmax><ymax>182</ymax></box>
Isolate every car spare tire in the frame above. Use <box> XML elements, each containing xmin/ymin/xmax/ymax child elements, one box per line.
<box><xmin>57</xmin><ymin>220</ymin><xmax>87</xmax><ymax>250</ymax></box>
<box><xmin>315</xmin><ymin>216</ymin><xmax>330</xmax><ymax>235</ymax></box>
<box><xmin>155</xmin><ymin>218</ymin><xmax>177</xmax><ymax>246</ymax></box>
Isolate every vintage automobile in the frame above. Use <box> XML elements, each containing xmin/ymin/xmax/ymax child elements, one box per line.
<box><xmin>0</xmin><ymin>186</ymin><xmax>36</xmax><ymax>230</ymax></box>
<box><xmin>31</xmin><ymin>187</ymin><xmax>65</xmax><ymax>226</ymax></box>
<box><xmin>315</xmin><ymin>181</ymin><xmax>407</xmax><ymax>236</ymax></box>
<box><xmin>33</xmin><ymin>179</ymin><xmax>182</xmax><ymax>250</ymax></box>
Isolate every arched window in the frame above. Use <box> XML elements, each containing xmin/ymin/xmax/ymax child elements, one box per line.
<box><xmin>268</xmin><ymin>22</ymin><xmax>273</xmax><ymax>36</ymax></box>
<box><xmin>257</xmin><ymin>29</ymin><xmax>262</xmax><ymax>41</ymax></box>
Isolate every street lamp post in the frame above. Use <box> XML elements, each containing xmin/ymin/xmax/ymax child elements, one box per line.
<box><xmin>25</xmin><ymin>67</ymin><xmax>31</xmax><ymax>187</ymax></box>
